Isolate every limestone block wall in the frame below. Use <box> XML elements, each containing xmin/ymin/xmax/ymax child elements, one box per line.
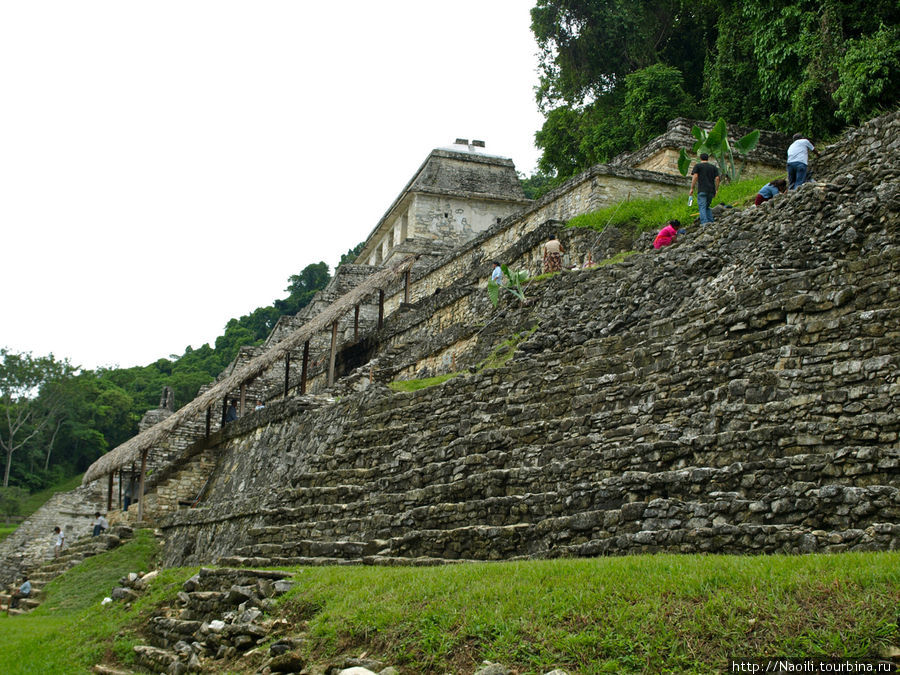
<box><xmin>411</xmin><ymin>193</ymin><xmax>521</xmax><ymax>244</ymax></box>
<box><xmin>381</xmin><ymin>166</ymin><xmax>685</xmax><ymax>316</ymax></box>
<box><xmin>634</xmin><ymin>148</ymin><xmax>780</xmax><ymax>180</ymax></box>
<box><xmin>156</xmin><ymin>113</ymin><xmax>900</xmax><ymax>567</ymax></box>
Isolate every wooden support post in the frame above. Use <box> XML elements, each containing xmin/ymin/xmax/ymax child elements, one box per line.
<box><xmin>137</xmin><ymin>448</ymin><xmax>148</xmax><ymax>524</ymax></box>
<box><xmin>378</xmin><ymin>290</ymin><xmax>384</xmax><ymax>330</ymax></box>
<box><xmin>354</xmin><ymin>305</ymin><xmax>360</xmax><ymax>341</ymax></box>
<box><xmin>328</xmin><ymin>320</ymin><xmax>338</xmax><ymax>387</ymax></box>
<box><xmin>300</xmin><ymin>341</ymin><xmax>309</xmax><ymax>395</ymax></box>
<box><xmin>107</xmin><ymin>472</ymin><xmax>114</xmax><ymax>511</ymax></box>
<box><xmin>404</xmin><ymin>269</ymin><xmax>411</xmax><ymax>303</ymax></box>
<box><xmin>284</xmin><ymin>353</ymin><xmax>291</xmax><ymax>398</ymax></box>
<box><xmin>205</xmin><ymin>408</ymin><xmax>211</xmax><ymax>438</ymax></box>
<box><xmin>118</xmin><ymin>469</ymin><xmax>123</xmax><ymax>510</ymax></box>
<box><xmin>221</xmin><ymin>398</ymin><xmax>228</xmax><ymax>427</ymax></box>
<box><xmin>239</xmin><ymin>383</ymin><xmax>246</xmax><ymax>416</ymax></box>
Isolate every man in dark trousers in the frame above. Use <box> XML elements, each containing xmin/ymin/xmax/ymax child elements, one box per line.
<box><xmin>688</xmin><ymin>153</ymin><xmax>721</xmax><ymax>224</ymax></box>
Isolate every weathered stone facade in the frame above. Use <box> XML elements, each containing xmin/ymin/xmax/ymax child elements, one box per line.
<box><xmin>152</xmin><ymin>111</ymin><xmax>899</xmax><ymax>568</ymax></box>
<box><xmin>356</xmin><ymin>142</ymin><xmax>530</xmax><ymax>268</ymax></box>
<box><xmin>610</xmin><ymin>117</ymin><xmax>790</xmax><ymax>179</ymax></box>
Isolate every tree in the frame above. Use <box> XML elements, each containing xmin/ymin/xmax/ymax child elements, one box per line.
<box><xmin>339</xmin><ymin>242</ymin><xmax>366</xmax><ymax>267</ymax></box>
<box><xmin>623</xmin><ymin>64</ymin><xmax>696</xmax><ymax>146</ymax></box>
<box><xmin>834</xmin><ymin>24</ymin><xmax>900</xmax><ymax>124</ymax></box>
<box><xmin>0</xmin><ymin>349</ymin><xmax>74</xmax><ymax>487</ymax></box>
<box><xmin>531</xmin><ymin>0</ymin><xmax>900</xmax><ymax>175</ymax></box>
<box><xmin>530</xmin><ymin>0</ymin><xmax>699</xmax><ymax>109</ymax></box>
<box><xmin>0</xmin><ymin>486</ymin><xmax>28</xmax><ymax>524</ymax></box>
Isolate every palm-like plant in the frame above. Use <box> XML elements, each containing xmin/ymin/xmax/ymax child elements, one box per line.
<box><xmin>487</xmin><ymin>264</ymin><xmax>529</xmax><ymax>306</ymax></box>
<box><xmin>678</xmin><ymin>118</ymin><xmax>760</xmax><ymax>182</ymax></box>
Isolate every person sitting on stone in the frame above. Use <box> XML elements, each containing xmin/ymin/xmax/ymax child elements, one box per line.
<box><xmin>10</xmin><ymin>576</ymin><xmax>31</xmax><ymax>609</ymax></box>
<box><xmin>92</xmin><ymin>512</ymin><xmax>109</xmax><ymax>537</ymax></box>
<box><xmin>653</xmin><ymin>219</ymin><xmax>682</xmax><ymax>249</ymax></box>
<box><xmin>225</xmin><ymin>400</ymin><xmax>239</xmax><ymax>423</ymax></box>
<box><xmin>755</xmin><ymin>178</ymin><xmax>787</xmax><ymax>206</ymax></box>
<box><xmin>254</xmin><ymin>399</ymin><xmax>265</xmax><ymax>411</ymax></box>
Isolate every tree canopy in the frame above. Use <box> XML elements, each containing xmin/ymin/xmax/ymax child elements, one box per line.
<box><xmin>1</xmin><ymin>258</ymin><xmax>336</xmax><ymax>495</ymax></box>
<box><xmin>528</xmin><ymin>0</ymin><xmax>900</xmax><ymax>184</ymax></box>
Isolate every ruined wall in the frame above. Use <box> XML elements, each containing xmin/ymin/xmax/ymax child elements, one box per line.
<box><xmin>381</xmin><ymin>166</ymin><xmax>685</xmax><ymax>316</ymax></box>
<box><xmin>157</xmin><ymin>112</ymin><xmax>900</xmax><ymax>567</ymax></box>
<box><xmin>634</xmin><ymin>148</ymin><xmax>780</xmax><ymax>180</ymax></box>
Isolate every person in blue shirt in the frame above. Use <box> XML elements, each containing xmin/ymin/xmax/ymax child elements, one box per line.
<box><xmin>755</xmin><ymin>178</ymin><xmax>787</xmax><ymax>205</ymax></box>
<box><xmin>491</xmin><ymin>261</ymin><xmax>503</xmax><ymax>284</ymax></box>
<box><xmin>11</xmin><ymin>576</ymin><xmax>31</xmax><ymax>608</ymax></box>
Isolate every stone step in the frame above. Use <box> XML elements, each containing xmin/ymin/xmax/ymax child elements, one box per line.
<box><xmin>216</xmin><ymin>553</ymin><xmax>466</xmax><ymax>568</ymax></box>
<box><xmin>233</xmin><ymin>538</ymin><xmax>383</xmax><ymax>560</ymax></box>
<box><xmin>229</xmin><ymin>483</ymin><xmax>899</xmax><ymax>563</ymax></box>
<box><xmin>549</xmin><ymin>522</ymin><xmax>900</xmax><ymax>557</ymax></box>
<box><xmin>0</xmin><ymin>595</ymin><xmax>40</xmax><ymax>611</ymax></box>
<box><xmin>133</xmin><ymin>645</ymin><xmax>184</xmax><ymax>674</ymax></box>
<box><xmin>143</xmin><ymin>616</ymin><xmax>204</xmax><ymax>649</ymax></box>
<box><xmin>251</xmin><ymin>448</ymin><xmax>899</xmax><ymax>530</ymax></box>
<box><xmin>270</xmin><ymin>431</ymin><xmax>898</xmax><ymax>510</ymax></box>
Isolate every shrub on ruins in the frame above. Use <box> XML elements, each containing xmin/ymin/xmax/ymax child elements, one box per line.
<box><xmin>834</xmin><ymin>25</ymin><xmax>900</xmax><ymax>125</ymax></box>
<box><xmin>677</xmin><ymin>118</ymin><xmax>760</xmax><ymax>183</ymax></box>
<box><xmin>0</xmin><ymin>486</ymin><xmax>28</xmax><ymax>524</ymax></box>
<box><xmin>487</xmin><ymin>265</ymin><xmax>529</xmax><ymax>307</ymax></box>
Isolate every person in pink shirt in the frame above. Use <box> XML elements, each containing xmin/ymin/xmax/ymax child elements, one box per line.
<box><xmin>654</xmin><ymin>219</ymin><xmax>681</xmax><ymax>249</ymax></box>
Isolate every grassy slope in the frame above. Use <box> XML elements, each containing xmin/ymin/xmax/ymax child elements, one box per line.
<box><xmin>567</xmin><ymin>175</ymin><xmax>780</xmax><ymax>235</ymax></box>
<box><xmin>1</xmin><ymin>539</ymin><xmax>896</xmax><ymax>674</ymax></box>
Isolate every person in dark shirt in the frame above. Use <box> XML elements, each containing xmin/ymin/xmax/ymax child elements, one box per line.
<box><xmin>225</xmin><ymin>400</ymin><xmax>238</xmax><ymax>423</ymax></box>
<box><xmin>689</xmin><ymin>153</ymin><xmax>720</xmax><ymax>224</ymax></box>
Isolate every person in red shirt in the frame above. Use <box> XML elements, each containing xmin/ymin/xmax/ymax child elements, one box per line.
<box><xmin>654</xmin><ymin>219</ymin><xmax>681</xmax><ymax>249</ymax></box>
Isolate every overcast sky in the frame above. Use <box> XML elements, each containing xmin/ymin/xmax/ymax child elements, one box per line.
<box><xmin>0</xmin><ymin>1</ymin><xmax>544</xmax><ymax>370</ymax></box>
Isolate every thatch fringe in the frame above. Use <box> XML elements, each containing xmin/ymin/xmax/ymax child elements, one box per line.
<box><xmin>82</xmin><ymin>255</ymin><xmax>417</xmax><ymax>485</ymax></box>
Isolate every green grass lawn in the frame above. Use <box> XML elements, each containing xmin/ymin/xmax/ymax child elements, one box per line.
<box><xmin>2</xmin><ymin>540</ymin><xmax>895</xmax><ymax>674</ymax></box>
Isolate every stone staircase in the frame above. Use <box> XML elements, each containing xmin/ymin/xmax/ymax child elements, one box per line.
<box><xmin>0</xmin><ymin>526</ymin><xmax>133</xmax><ymax>615</ymax></box>
<box><xmin>129</xmin><ymin>566</ymin><xmax>295</xmax><ymax>673</ymax></box>
<box><xmin>158</xmin><ymin>111</ymin><xmax>899</xmax><ymax>570</ymax></box>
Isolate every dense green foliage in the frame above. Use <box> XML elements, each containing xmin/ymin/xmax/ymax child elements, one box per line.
<box><xmin>2</xmin><ymin>546</ymin><xmax>895</xmax><ymax>673</ymax></box>
<box><xmin>0</xmin><ymin>249</ymin><xmax>367</xmax><ymax>498</ymax></box>
<box><xmin>528</xmin><ymin>0</ymin><xmax>900</xmax><ymax>182</ymax></box>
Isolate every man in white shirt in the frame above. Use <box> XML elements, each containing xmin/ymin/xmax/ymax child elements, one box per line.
<box><xmin>92</xmin><ymin>512</ymin><xmax>109</xmax><ymax>536</ymax></box>
<box><xmin>53</xmin><ymin>526</ymin><xmax>65</xmax><ymax>558</ymax></box>
<box><xmin>787</xmin><ymin>133</ymin><xmax>819</xmax><ymax>189</ymax></box>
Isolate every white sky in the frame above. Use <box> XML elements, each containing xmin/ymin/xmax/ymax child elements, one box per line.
<box><xmin>0</xmin><ymin>1</ymin><xmax>544</xmax><ymax>370</ymax></box>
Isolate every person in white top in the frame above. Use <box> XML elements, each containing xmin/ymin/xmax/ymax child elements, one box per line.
<box><xmin>786</xmin><ymin>133</ymin><xmax>819</xmax><ymax>190</ymax></box>
<box><xmin>53</xmin><ymin>526</ymin><xmax>65</xmax><ymax>558</ymax></box>
<box><xmin>92</xmin><ymin>512</ymin><xmax>109</xmax><ymax>536</ymax></box>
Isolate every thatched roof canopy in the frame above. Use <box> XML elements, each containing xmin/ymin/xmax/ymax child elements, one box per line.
<box><xmin>82</xmin><ymin>255</ymin><xmax>417</xmax><ymax>485</ymax></box>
